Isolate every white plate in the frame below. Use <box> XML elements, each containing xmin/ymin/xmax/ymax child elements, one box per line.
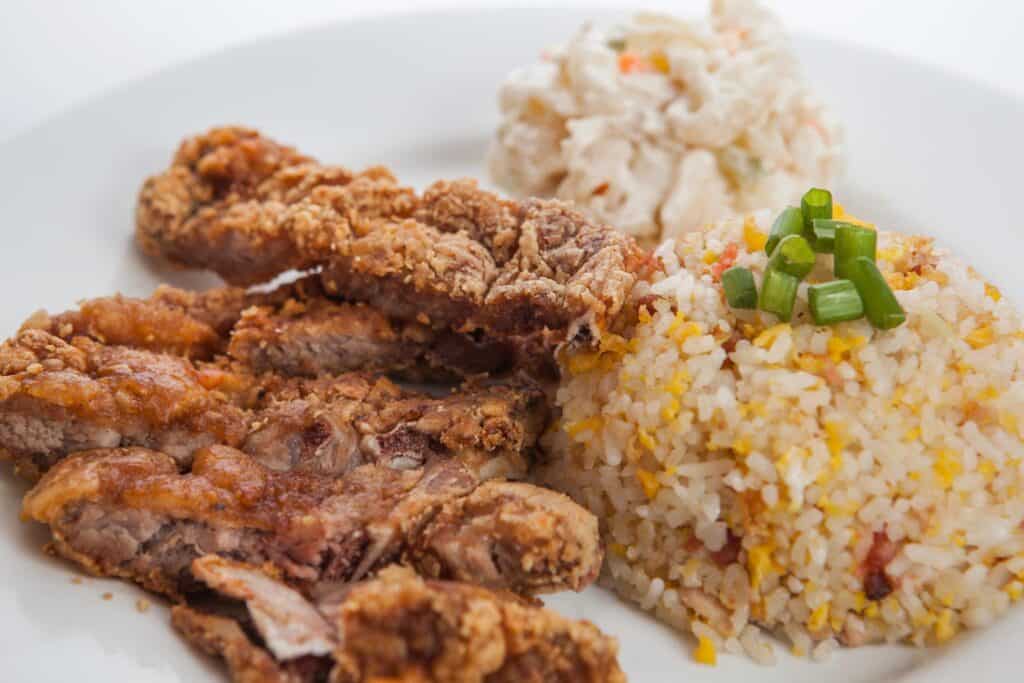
<box><xmin>1</xmin><ymin>7</ymin><xmax>1023</xmax><ymax>682</ymax></box>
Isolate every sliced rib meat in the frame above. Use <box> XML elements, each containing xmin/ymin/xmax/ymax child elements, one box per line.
<box><xmin>0</xmin><ymin>330</ymin><xmax>546</xmax><ymax>479</ymax></box>
<box><xmin>244</xmin><ymin>373</ymin><xmax>546</xmax><ymax>479</ymax></box>
<box><xmin>26</xmin><ymin>275</ymin><xmax>554</xmax><ymax>381</ymax></box>
<box><xmin>0</xmin><ymin>330</ymin><xmax>251</xmax><ymax>478</ymax></box>
<box><xmin>173</xmin><ymin>558</ymin><xmax>624</xmax><ymax>683</ymax></box>
<box><xmin>136</xmin><ymin>127</ymin><xmax>416</xmax><ymax>285</ymax></box>
<box><xmin>23</xmin><ymin>445</ymin><xmax>602</xmax><ymax>598</ymax></box>
<box><xmin>226</xmin><ymin>278</ymin><xmax>539</xmax><ymax>382</ymax></box>
<box><xmin>136</xmin><ymin>126</ymin><xmax>646</xmax><ymax>338</ymax></box>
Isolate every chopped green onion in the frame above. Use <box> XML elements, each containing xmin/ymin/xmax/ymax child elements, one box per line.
<box><xmin>722</xmin><ymin>266</ymin><xmax>757</xmax><ymax>309</ymax></box>
<box><xmin>809</xmin><ymin>219</ymin><xmax>855</xmax><ymax>253</ymax></box>
<box><xmin>801</xmin><ymin>188</ymin><xmax>832</xmax><ymax>239</ymax></box>
<box><xmin>834</xmin><ymin>224</ymin><xmax>877</xmax><ymax>278</ymax></box>
<box><xmin>848</xmin><ymin>257</ymin><xmax>906</xmax><ymax>329</ymax></box>
<box><xmin>808</xmin><ymin>279</ymin><xmax>864</xmax><ymax>325</ymax></box>
<box><xmin>606</xmin><ymin>37</ymin><xmax>626</xmax><ymax>52</ymax></box>
<box><xmin>767</xmin><ymin>235</ymin><xmax>816</xmax><ymax>280</ymax></box>
<box><xmin>758</xmin><ymin>269</ymin><xmax>800</xmax><ymax>321</ymax></box>
<box><xmin>765</xmin><ymin>206</ymin><xmax>803</xmax><ymax>256</ymax></box>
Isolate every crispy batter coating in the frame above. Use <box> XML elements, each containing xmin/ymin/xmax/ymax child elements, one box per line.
<box><xmin>245</xmin><ymin>373</ymin><xmax>546</xmax><ymax>479</ymax></box>
<box><xmin>29</xmin><ymin>276</ymin><xmax>554</xmax><ymax>381</ymax></box>
<box><xmin>136</xmin><ymin>127</ymin><xmax>646</xmax><ymax>338</ymax></box>
<box><xmin>136</xmin><ymin>127</ymin><xmax>416</xmax><ymax>285</ymax></box>
<box><xmin>172</xmin><ymin>607</ymin><xmax>320</xmax><ymax>683</ymax></box>
<box><xmin>23</xmin><ymin>446</ymin><xmax>602</xmax><ymax>598</ymax></box>
<box><xmin>321</xmin><ymin>181</ymin><xmax>648</xmax><ymax>339</ymax></box>
<box><xmin>331</xmin><ymin>566</ymin><xmax>624</xmax><ymax>683</ymax></box>
<box><xmin>173</xmin><ymin>559</ymin><xmax>624</xmax><ymax>683</ymax></box>
<box><xmin>227</xmin><ymin>277</ymin><xmax>547</xmax><ymax>381</ymax></box>
<box><xmin>0</xmin><ymin>330</ymin><xmax>251</xmax><ymax>477</ymax></box>
<box><xmin>22</xmin><ymin>277</ymin><xmax>338</xmax><ymax>361</ymax></box>
<box><xmin>19</xmin><ymin>288</ymin><xmax>240</xmax><ymax>360</ymax></box>
<box><xmin>0</xmin><ymin>330</ymin><xmax>546</xmax><ymax>479</ymax></box>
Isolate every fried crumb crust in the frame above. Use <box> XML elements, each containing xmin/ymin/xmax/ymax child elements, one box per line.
<box><xmin>136</xmin><ymin>126</ymin><xmax>648</xmax><ymax>337</ymax></box>
<box><xmin>23</xmin><ymin>446</ymin><xmax>602</xmax><ymax>598</ymax></box>
<box><xmin>173</xmin><ymin>562</ymin><xmax>624</xmax><ymax>683</ymax></box>
<box><xmin>0</xmin><ymin>330</ymin><xmax>546</xmax><ymax>479</ymax></box>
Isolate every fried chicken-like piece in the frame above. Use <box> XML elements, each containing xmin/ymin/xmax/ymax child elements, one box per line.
<box><xmin>0</xmin><ymin>329</ymin><xmax>250</xmax><ymax>478</ymax></box>
<box><xmin>245</xmin><ymin>373</ymin><xmax>546</xmax><ymax>479</ymax></box>
<box><xmin>172</xmin><ymin>558</ymin><xmax>624</xmax><ymax>683</ymax></box>
<box><xmin>137</xmin><ymin>127</ymin><xmax>646</xmax><ymax>338</ymax></box>
<box><xmin>19</xmin><ymin>284</ymin><xmax>253</xmax><ymax>359</ymax></box>
<box><xmin>136</xmin><ymin>127</ymin><xmax>417</xmax><ymax>285</ymax></box>
<box><xmin>28</xmin><ymin>276</ymin><xmax>549</xmax><ymax>381</ymax></box>
<box><xmin>21</xmin><ymin>277</ymin><xmax>338</xmax><ymax>362</ymax></box>
<box><xmin>23</xmin><ymin>446</ymin><xmax>602</xmax><ymax>598</ymax></box>
<box><xmin>227</xmin><ymin>277</ymin><xmax>544</xmax><ymax>381</ymax></box>
<box><xmin>0</xmin><ymin>330</ymin><xmax>546</xmax><ymax>479</ymax></box>
<box><xmin>321</xmin><ymin>179</ymin><xmax>647</xmax><ymax>338</ymax></box>
<box><xmin>331</xmin><ymin>565</ymin><xmax>624</xmax><ymax>683</ymax></box>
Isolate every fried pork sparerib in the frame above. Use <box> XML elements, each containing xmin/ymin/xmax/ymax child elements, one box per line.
<box><xmin>136</xmin><ymin>127</ymin><xmax>646</xmax><ymax>337</ymax></box>
<box><xmin>20</xmin><ymin>284</ymin><xmax>253</xmax><ymax>359</ymax></box>
<box><xmin>23</xmin><ymin>446</ymin><xmax>602</xmax><ymax>598</ymax></box>
<box><xmin>0</xmin><ymin>329</ymin><xmax>251</xmax><ymax>478</ymax></box>
<box><xmin>136</xmin><ymin>127</ymin><xmax>416</xmax><ymax>285</ymax></box>
<box><xmin>226</xmin><ymin>277</ymin><xmax>548</xmax><ymax>381</ymax></box>
<box><xmin>29</xmin><ymin>276</ymin><xmax>552</xmax><ymax>381</ymax></box>
<box><xmin>246</xmin><ymin>373</ymin><xmax>545</xmax><ymax>479</ymax></box>
<box><xmin>173</xmin><ymin>557</ymin><xmax>623</xmax><ymax>683</ymax></box>
<box><xmin>0</xmin><ymin>331</ymin><xmax>546</xmax><ymax>479</ymax></box>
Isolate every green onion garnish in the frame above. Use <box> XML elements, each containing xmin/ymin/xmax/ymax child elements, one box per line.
<box><xmin>607</xmin><ymin>37</ymin><xmax>626</xmax><ymax>52</ymax></box>
<box><xmin>767</xmin><ymin>235</ymin><xmax>816</xmax><ymax>280</ymax></box>
<box><xmin>834</xmin><ymin>224</ymin><xmax>878</xmax><ymax>278</ymax></box>
<box><xmin>848</xmin><ymin>257</ymin><xmax>906</xmax><ymax>329</ymax></box>
<box><xmin>808</xmin><ymin>279</ymin><xmax>864</xmax><ymax>325</ymax></box>
<box><xmin>801</xmin><ymin>188</ymin><xmax>832</xmax><ymax>239</ymax></box>
<box><xmin>809</xmin><ymin>219</ymin><xmax>854</xmax><ymax>254</ymax></box>
<box><xmin>758</xmin><ymin>269</ymin><xmax>800</xmax><ymax>321</ymax></box>
<box><xmin>722</xmin><ymin>266</ymin><xmax>757</xmax><ymax>309</ymax></box>
<box><xmin>765</xmin><ymin>206</ymin><xmax>804</xmax><ymax>256</ymax></box>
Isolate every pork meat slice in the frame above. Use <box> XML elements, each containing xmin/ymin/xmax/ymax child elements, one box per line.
<box><xmin>173</xmin><ymin>558</ymin><xmax>625</xmax><ymax>683</ymax></box>
<box><xmin>0</xmin><ymin>329</ymin><xmax>251</xmax><ymax>478</ymax></box>
<box><xmin>23</xmin><ymin>445</ymin><xmax>602</xmax><ymax>598</ymax></box>
<box><xmin>136</xmin><ymin>126</ymin><xmax>647</xmax><ymax>338</ymax></box>
<box><xmin>0</xmin><ymin>331</ymin><xmax>546</xmax><ymax>479</ymax></box>
<box><xmin>24</xmin><ymin>275</ymin><xmax>553</xmax><ymax>381</ymax></box>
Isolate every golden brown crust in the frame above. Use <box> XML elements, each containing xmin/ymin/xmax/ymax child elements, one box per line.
<box><xmin>172</xmin><ymin>606</ymin><xmax>319</xmax><ymax>683</ymax></box>
<box><xmin>0</xmin><ymin>323</ymin><xmax>547</xmax><ymax>479</ymax></box>
<box><xmin>0</xmin><ymin>330</ymin><xmax>251</xmax><ymax>474</ymax></box>
<box><xmin>317</xmin><ymin>184</ymin><xmax>648</xmax><ymax>339</ymax></box>
<box><xmin>136</xmin><ymin>128</ymin><xmax>645</xmax><ymax>339</ymax></box>
<box><xmin>331</xmin><ymin>566</ymin><xmax>625</xmax><ymax>683</ymax></box>
<box><xmin>175</xmin><ymin>561</ymin><xmax>623</xmax><ymax>683</ymax></box>
<box><xmin>136</xmin><ymin>127</ymin><xmax>416</xmax><ymax>285</ymax></box>
<box><xmin>244</xmin><ymin>372</ymin><xmax>546</xmax><ymax>479</ymax></box>
<box><xmin>21</xmin><ymin>293</ymin><xmax>225</xmax><ymax>359</ymax></box>
<box><xmin>411</xmin><ymin>480</ymin><xmax>601</xmax><ymax>596</ymax></box>
<box><xmin>28</xmin><ymin>274</ymin><xmax>555</xmax><ymax>381</ymax></box>
<box><xmin>23</xmin><ymin>446</ymin><xmax>602</xmax><ymax>597</ymax></box>
<box><xmin>22</xmin><ymin>281</ymin><xmax>273</xmax><ymax>360</ymax></box>
<box><xmin>227</xmin><ymin>278</ymin><xmax>537</xmax><ymax>382</ymax></box>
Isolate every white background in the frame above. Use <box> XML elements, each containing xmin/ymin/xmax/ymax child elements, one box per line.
<box><xmin>2</xmin><ymin>0</ymin><xmax>1023</xmax><ymax>144</ymax></box>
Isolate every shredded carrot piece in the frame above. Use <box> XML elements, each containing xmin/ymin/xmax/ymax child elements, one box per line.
<box><xmin>711</xmin><ymin>243</ymin><xmax>739</xmax><ymax>279</ymax></box>
<box><xmin>618</xmin><ymin>53</ymin><xmax>647</xmax><ymax>74</ymax></box>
